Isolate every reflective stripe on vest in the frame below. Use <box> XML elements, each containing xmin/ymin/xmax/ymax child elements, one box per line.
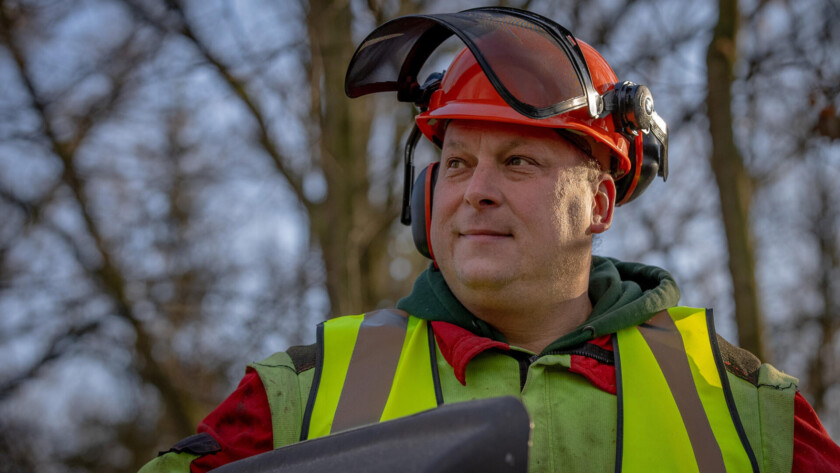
<box><xmin>301</xmin><ymin>309</ymin><xmax>442</xmax><ymax>440</ymax></box>
<box><xmin>615</xmin><ymin>307</ymin><xmax>758</xmax><ymax>472</ymax></box>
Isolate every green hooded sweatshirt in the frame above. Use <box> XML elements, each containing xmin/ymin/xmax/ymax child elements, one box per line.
<box><xmin>397</xmin><ymin>255</ymin><xmax>680</xmax><ymax>350</ymax></box>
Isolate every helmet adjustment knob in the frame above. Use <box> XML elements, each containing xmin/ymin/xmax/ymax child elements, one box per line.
<box><xmin>615</xmin><ymin>82</ymin><xmax>654</xmax><ymax>134</ymax></box>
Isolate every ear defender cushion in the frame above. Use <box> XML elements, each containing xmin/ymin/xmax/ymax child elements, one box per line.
<box><xmin>410</xmin><ymin>162</ymin><xmax>439</xmax><ymax>260</ymax></box>
<box><xmin>628</xmin><ymin>133</ymin><xmax>662</xmax><ymax>200</ymax></box>
<box><xmin>615</xmin><ymin>134</ymin><xmax>643</xmax><ymax>205</ymax></box>
<box><xmin>616</xmin><ymin>133</ymin><xmax>663</xmax><ymax>205</ymax></box>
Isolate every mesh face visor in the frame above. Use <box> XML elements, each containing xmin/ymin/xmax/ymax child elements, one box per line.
<box><xmin>345</xmin><ymin>7</ymin><xmax>604</xmax><ymax>119</ymax></box>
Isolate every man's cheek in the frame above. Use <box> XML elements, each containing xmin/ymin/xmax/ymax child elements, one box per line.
<box><xmin>429</xmin><ymin>212</ymin><xmax>447</xmax><ymax>258</ymax></box>
<box><xmin>429</xmin><ymin>192</ymin><xmax>450</xmax><ymax>248</ymax></box>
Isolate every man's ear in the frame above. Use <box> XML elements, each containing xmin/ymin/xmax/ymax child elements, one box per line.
<box><xmin>590</xmin><ymin>173</ymin><xmax>615</xmax><ymax>234</ymax></box>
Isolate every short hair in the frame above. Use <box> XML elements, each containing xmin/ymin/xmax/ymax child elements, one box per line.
<box><xmin>555</xmin><ymin>129</ymin><xmax>605</xmax><ymax>185</ymax></box>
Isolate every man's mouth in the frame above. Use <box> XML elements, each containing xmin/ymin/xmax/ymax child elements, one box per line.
<box><xmin>459</xmin><ymin>229</ymin><xmax>513</xmax><ymax>239</ymax></box>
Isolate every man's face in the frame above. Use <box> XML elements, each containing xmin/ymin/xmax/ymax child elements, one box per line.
<box><xmin>429</xmin><ymin>120</ymin><xmax>614</xmax><ymax>294</ymax></box>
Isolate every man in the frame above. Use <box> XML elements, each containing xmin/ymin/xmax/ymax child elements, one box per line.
<box><xmin>140</xmin><ymin>8</ymin><xmax>840</xmax><ymax>472</ymax></box>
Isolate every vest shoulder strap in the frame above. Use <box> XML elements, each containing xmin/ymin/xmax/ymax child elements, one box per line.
<box><xmin>302</xmin><ymin>310</ymin><xmax>441</xmax><ymax>440</ymax></box>
<box><xmin>249</xmin><ymin>351</ymin><xmax>316</xmax><ymax>448</ymax></box>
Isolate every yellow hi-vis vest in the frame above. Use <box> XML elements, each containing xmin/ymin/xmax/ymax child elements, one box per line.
<box><xmin>301</xmin><ymin>307</ymin><xmax>759</xmax><ymax>473</ymax></box>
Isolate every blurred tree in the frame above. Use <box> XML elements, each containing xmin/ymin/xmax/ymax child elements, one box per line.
<box><xmin>0</xmin><ymin>0</ymin><xmax>324</xmax><ymax>469</ymax></box>
<box><xmin>805</xmin><ymin>166</ymin><xmax>839</xmax><ymax>415</ymax></box>
<box><xmin>735</xmin><ymin>0</ymin><xmax>840</xmax><ymax>433</ymax></box>
<box><xmin>125</xmin><ymin>0</ymin><xmax>432</xmax><ymax>318</ymax></box>
<box><xmin>0</xmin><ymin>1</ymin><xmax>198</xmax><ymax>467</ymax></box>
<box><xmin>706</xmin><ymin>0</ymin><xmax>767</xmax><ymax>359</ymax></box>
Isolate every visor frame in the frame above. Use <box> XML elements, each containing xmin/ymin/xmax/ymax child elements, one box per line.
<box><xmin>344</xmin><ymin>7</ymin><xmax>605</xmax><ymax>121</ymax></box>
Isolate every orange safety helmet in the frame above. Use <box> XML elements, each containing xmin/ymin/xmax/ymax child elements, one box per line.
<box><xmin>415</xmin><ymin>43</ymin><xmax>631</xmax><ymax>177</ymax></box>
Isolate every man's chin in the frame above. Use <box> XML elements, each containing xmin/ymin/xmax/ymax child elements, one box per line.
<box><xmin>450</xmin><ymin>264</ymin><xmax>516</xmax><ymax>291</ymax></box>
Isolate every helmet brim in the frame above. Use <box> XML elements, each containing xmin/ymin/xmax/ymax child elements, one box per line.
<box><xmin>417</xmin><ymin>102</ymin><xmax>631</xmax><ymax>176</ymax></box>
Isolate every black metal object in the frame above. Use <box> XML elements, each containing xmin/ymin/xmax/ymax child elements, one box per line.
<box><xmin>209</xmin><ymin>396</ymin><xmax>531</xmax><ymax>473</ymax></box>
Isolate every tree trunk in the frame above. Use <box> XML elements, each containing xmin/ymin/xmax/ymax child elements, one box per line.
<box><xmin>705</xmin><ymin>0</ymin><xmax>768</xmax><ymax>360</ymax></box>
<box><xmin>807</xmin><ymin>174</ymin><xmax>839</xmax><ymax>413</ymax></box>
<box><xmin>306</xmin><ymin>0</ymin><xmax>428</xmax><ymax>317</ymax></box>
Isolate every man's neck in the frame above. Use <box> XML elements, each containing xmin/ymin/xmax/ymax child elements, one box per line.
<box><xmin>469</xmin><ymin>290</ymin><xmax>593</xmax><ymax>353</ymax></box>
<box><xmin>442</xmin><ymin>251</ymin><xmax>595</xmax><ymax>353</ymax></box>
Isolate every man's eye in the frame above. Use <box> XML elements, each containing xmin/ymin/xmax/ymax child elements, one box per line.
<box><xmin>446</xmin><ymin>158</ymin><xmax>465</xmax><ymax>169</ymax></box>
<box><xmin>508</xmin><ymin>156</ymin><xmax>529</xmax><ymax>166</ymax></box>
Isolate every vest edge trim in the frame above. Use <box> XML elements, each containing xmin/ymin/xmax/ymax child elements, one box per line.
<box><xmin>612</xmin><ymin>333</ymin><xmax>624</xmax><ymax>473</ymax></box>
<box><xmin>706</xmin><ymin>308</ymin><xmax>761</xmax><ymax>473</ymax></box>
<box><xmin>299</xmin><ymin>322</ymin><xmax>324</xmax><ymax>441</ymax></box>
<box><xmin>427</xmin><ymin>320</ymin><xmax>444</xmax><ymax>406</ymax></box>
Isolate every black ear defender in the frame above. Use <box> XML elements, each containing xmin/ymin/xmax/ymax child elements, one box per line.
<box><xmin>400</xmin><ymin>72</ymin><xmax>445</xmax><ymax>262</ymax></box>
<box><xmin>399</xmin><ymin>72</ymin><xmax>444</xmax><ymax>227</ymax></box>
<box><xmin>409</xmin><ymin>162</ymin><xmax>439</xmax><ymax>260</ymax></box>
<box><xmin>607</xmin><ymin>81</ymin><xmax>669</xmax><ymax>204</ymax></box>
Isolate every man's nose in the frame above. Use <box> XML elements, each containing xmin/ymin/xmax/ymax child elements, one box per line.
<box><xmin>463</xmin><ymin>161</ymin><xmax>502</xmax><ymax>209</ymax></box>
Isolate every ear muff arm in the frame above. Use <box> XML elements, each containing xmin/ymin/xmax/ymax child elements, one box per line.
<box><xmin>401</xmin><ymin>124</ymin><xmax>423</xmax><ymax>225</ymax></box>
<box><xmin>400</xmin><ymin>73</ymin><xmax>445</xmax><ymax>226</ymax></box>
<box><xmin>649</xmin><ymin>111</ymin><xmax>668</xmax><ymax>181</ymax></box>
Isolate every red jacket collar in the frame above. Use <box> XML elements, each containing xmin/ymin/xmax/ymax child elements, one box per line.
<box><xmin>431</xmin><ymin>321</ymin><xmax>509</xmax><ymax>385</ymax></box>
<box><xmin>431</xmin><ymin>320</ymin><xmax>616</xmax><ymax>394</ymax></box>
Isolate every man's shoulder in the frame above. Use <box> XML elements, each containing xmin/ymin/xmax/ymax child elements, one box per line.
<box><xmin>715</xmin><ymin>334</ymin><xmax>798</xmax><ymax>390</ymax></box>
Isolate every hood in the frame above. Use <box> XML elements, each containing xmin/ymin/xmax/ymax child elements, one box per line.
<box><xmin>396</xmin><ymin>255</ymin><xmax>680</xmax><ymax>353</ymax></box>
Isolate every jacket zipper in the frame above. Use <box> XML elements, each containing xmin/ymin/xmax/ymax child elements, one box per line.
<box><xmin>545</xmin><ymin>347</ymin><xmax>614</xmax><ymax>365</ymax></box>
<box><xmin>512</xmin><ymin>346</ymin><xmax>615</xmax><ymax>391</ymax></box>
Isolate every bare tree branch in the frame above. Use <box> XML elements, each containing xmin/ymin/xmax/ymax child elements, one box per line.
<box><xmin>0</xmin><ymin>320</ymin><xmax>101</xmax><ymax>402</ymax></box>
<box><xmin>0</xmin><ymin>3</ymin><xmax>197</xmax><ymax>436</ymax></box>
<box><xmin>122</xmin><ymin>0</ymin><xmax>309</xmax><ymax>210</ymax></box>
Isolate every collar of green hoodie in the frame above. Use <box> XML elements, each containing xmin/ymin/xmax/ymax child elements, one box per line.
<box><xmin>397</xmin><ymin>255</ymin><xmax>681</xmax><ymax>354</ymax></box>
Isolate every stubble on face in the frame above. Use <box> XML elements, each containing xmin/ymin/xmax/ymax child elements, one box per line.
<box><xmin>542</xmin><ymin>169</ymin><xmax>595</xmax><ymax>284</ymax></box>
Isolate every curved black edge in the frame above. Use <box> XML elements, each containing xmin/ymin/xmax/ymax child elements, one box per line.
<box><xmin>395</xmin><ymin>23</ymin><xmax>452</xmax><ymax>103</ymax></box>
<box><xmin>159</xmin><ymin>432</ymin><xmax>220</xmax><ymax>457</ymax></box>
<box><xmin>612</xmin><ymin>334</ymin><xmax>623</xmax><ymax>473</ymax></box>
<box><xmin>427</xmin><ymin>321</ymin><xmax>444</xmax><ymax>406</ymax></box>
<box><xmin>347</xmin><ymin>81</ymin><xmax>398</xmax><ymax>98</ymax></box>
<box><xmin>705</xmin><ymin>309</ymin><xmax>761</xmax><ymax>473</ymax></box>
<box><xmin>300</xmin><ymin>322</ymin><xmax>325</xmax><ymax>442</ymax></box>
